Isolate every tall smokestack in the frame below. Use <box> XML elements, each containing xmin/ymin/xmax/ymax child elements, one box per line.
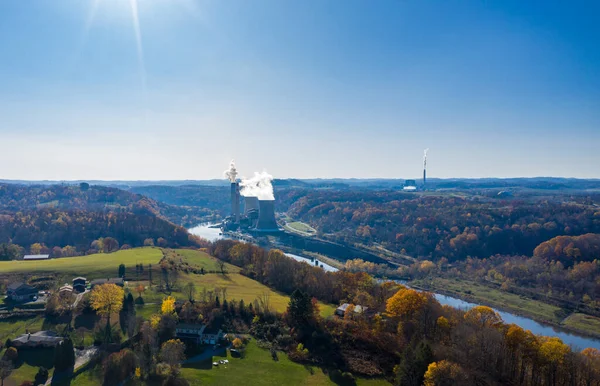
<box><xmin>224</xmin><ymin>160</ymin><xmax>240</xmax><ymax>222</ymax></box>
<box><xmin>231</xmin><ymin>182</ymin><xmax>240</xmax><ymax>222</ymax></box>
<box><xmin>423</xmin><ymin>148</ymin><xmax>429</xmax><ymax>188</ymax></box>
<box><xmin>256</xmin><ymin>200</ymin><xmax>278</xmax><ymax>231</ymax></box>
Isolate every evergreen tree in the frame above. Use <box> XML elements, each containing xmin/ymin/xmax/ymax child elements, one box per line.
<box><xmin>54</xmin><ymin>338</ymin><xmax>75</xmax><ymax>372</ymax></box>
<box><xmin>118</xmin><ymin>263</ymin><xmax>126</xmax><ymax>278</ymax></box>
<box><xmin>215</xmin><ymin>296</ymin><xmax>220</xmax><ymax>308</ymax></box>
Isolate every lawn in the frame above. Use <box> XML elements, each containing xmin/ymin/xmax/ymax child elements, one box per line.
<box><xmin>0</xmin><ymin>316</ymin><xmax>45</xmax><ymax>342</ymax></box>
<box><xmin>286</xmin><ymin>221</ymin><xmax>317</xmax><ymax>234</ymax></box>
<box><xmin>562</xmin><ymin>313</ymin><xmax>600</xmax><ymax>336</ymax></box>
<box><xmin>413</xmin><ymin>278</ymin><xmax>563</xmax><ymax>323</ymax></box>
<box><xmin>170</xmin><ymin>249</ymin><xmax>240</xmax><ymax>273</ymax></box>
<box><xmin>181</xmin><ymin>339</ymin><xmax>390</xmax><ymax>386</ymax></box>
<box><xmin>0</xmin><ymin>247</ymin><xmax>163</xmax><ymax>280</ymax></box>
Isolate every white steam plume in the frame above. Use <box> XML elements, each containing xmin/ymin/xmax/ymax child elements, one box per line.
<box><xmin>240</xmin><ymin>171</ymin><xmax>274</xmax><ymax>200</ymax></box>
<box><xmin>423</xmin><ymin>148</ymin><xmax>429</xmax><ymax>169</ymax></box>
<box><xmin>224</xmin><ymin>159</ymin><xmax>238</xmax><ymax>182</ymax></box>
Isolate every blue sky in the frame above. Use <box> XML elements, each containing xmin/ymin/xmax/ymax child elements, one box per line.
<box><xmin>0</xmin><ymin>0</ymin><xmax>598</xmax><ymax>180</ymax></box>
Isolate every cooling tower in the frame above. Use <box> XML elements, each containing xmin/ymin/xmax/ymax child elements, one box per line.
<box><xmin>230</xmin><ymin>182</ymin><xmax>240</xmax><ymax>222</ymax></box>
<box><xmin>244</xmin><ymin>196</ymin><xmax>259</xmax><ymax>214</ymax></box>
<box><xmin>256</xmin><ymin>199</ymin><xmax>278</xmax><ymax>231</ymax></box>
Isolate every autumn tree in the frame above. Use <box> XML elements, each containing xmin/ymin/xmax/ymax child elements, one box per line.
<box><xmin>90</xmin><ymin>283</ymin><xmax>125</xmax><ymax>343</ymax></box>
<box><xmin>103</xmin><ymin>237</ymin><xmax>119</xmax><ymax>253</ymax></box>
<box><xmin>161</xmin><ymin>296</ymin><xmax>176</xmax><ymax>315</ymax></box>
<box><xmin>423</xmin><ymin>360</ymin><xmax>468</xmax><ymax>386</ymax></box>
<box><xmin>386</xmin><ymin>287</ymin><xmax>429</xmax><ymax>320</ymax></box>
<box><xmin>463</xmin><ymin>306</ymin><xmax>502</xmax><ymax>328</ymax></box>
<box><xmin>159</xmin><ymin>339</ymin><xmax>186</xmax><ymax>370</ymax></box>
<box><xmin>135</xmin><ymin>284</ymin><xmax>145</xmax><ymax>299</ymax></box>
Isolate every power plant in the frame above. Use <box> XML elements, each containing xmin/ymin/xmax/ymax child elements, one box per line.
<box><xmin>222</xmin><ymin>161</ymin><xmax>280</xmax><ymax>233</ymax></box>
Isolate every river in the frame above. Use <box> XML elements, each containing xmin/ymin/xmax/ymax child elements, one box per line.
<box><xmin>189</xmin><ymin>223</ymin><xmax>600</xmax><ymax>350</ymax></box>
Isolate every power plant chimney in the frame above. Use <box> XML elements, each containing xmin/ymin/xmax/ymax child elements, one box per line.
<box><xmin>423</xmin><ymin>148</ymin><xmax>429</xmax><ymax>188</ymax></box>
<box><xmin>244</xmin><ymin>196</ymin><xmax>259</xmax><ymax>214</ymax></box>
<box><xmin>230</xmin><ymin>182</ymin><xmax>240</xmax><ymax>223</ymax></box>
<box><xmin>255</xmin><ymin>199</ymin><xmax>278</xmax><ymax>231</ymax></box>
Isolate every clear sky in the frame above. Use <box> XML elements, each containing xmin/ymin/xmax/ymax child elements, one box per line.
<box><xmin>0</xmin><ymin>0</ymin><xmax>598</xmax><ymax>180</ymax></box>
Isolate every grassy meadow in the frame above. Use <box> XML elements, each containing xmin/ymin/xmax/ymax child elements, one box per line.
<box><xmin>0</xmin><ymin>247</ymin><xmax>163</xmax><ymax>280</ymax></box>
<box><xmin>562</xmin><ymin>313</ymin><xmax>600</xmax><ymax>335</ymax></box>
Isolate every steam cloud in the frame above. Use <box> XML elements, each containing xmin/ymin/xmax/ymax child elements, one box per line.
<box><xmin>240</xmin><ymin>171</ymin><xmax>274</xmax><ymax>200</ymax></box>
<box><xmin>423</xmin><ymin>148</ymin><xmax>429</xmax><ymax>169</ymax></box>
<box><xmin>224</xmin><ymin>159</ymin><xmax>238</xmax><ymax>183</ymax></box>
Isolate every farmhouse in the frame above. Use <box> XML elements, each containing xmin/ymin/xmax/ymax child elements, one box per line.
<box><xmin>59</xmin><ymin>285</ymin><xmax>74</xmax><ymax>294</ymax></box>
<box><xmin>23</xmin><ymin>254</ymin><xmax>50</xmax><ymax>261</ymax></box>
<box><xmin>90</xmin><ymin>277</ymin><xmax>124</xmax><ymax>288</ymax></box>
<box><xmin>12</xmin><ymin>331</ymin><xmax>63</xmax><ymax>348</ymax></box>
<box><xmin>6</xmin><ymin>282</ymin><xmax>38</xmax><ymax>302</ymax></box>
<box><xmin>335</xmin><ymin>303</ymin><xmax>368</xmax><ymax>317</ymax></box>
<box><xmin>72</xmin><ymin>277</ymin><xmax>87</xmax><ymax>293</ymax></box>
<box><xmin>176</xmin><ymin>323</ymin><xmax>224</xmax><ymax>345</ymax></box>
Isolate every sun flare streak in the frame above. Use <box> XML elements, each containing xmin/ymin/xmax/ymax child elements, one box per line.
<box><xmin>130</xmin><ymin>0</ymin><xmax>146</xmax><ymax>93</ymax></box>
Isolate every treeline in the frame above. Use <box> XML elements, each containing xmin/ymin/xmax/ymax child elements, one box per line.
<box><xmin>440</xmin><ymin>254</ymin><xmax>600</xmax><ymax>312</ymax></box>
<box><xmin>284</xmin><ymin>190</ymin><xmax>600</xmax><ymax>261</ymax></box>
<box><xmin>0</xmin><ymin>184</ymin><xmax>207</xmax><ymax>257</ymax></box>
<box><xmin>534</xmin><ymin>233</ymin><xmax>600</xmax><ymax>265</ymax></box>
<box><xmin>209</xmin><ymin>240</ymin><xmax>600</xmax><ymax>384</ymax></box>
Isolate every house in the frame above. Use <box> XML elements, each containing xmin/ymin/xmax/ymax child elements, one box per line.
<box><xmin>23</xmin><ymin>254</ymin><xmax>50</xmax><ymax>261</ymax></box>
<box><xmin>12</xmin><ymin>331</ymin><xmax>63</xmax><ymax>349</ymax></box>
<box><xmin>6</xmin><ymin>282</ymin><xmax>38</xmax><ymax>302</ymax></box>
<box><xmin>72</xmin><ymin>277</ymin><xmax>87</xmax><ymax>293</ymax></box>
<box><xmin>176</xmin><ymin>323</ymin><xmax>224</xmax><ymax>345</ymax></box>
<box><xmin>335</xmin><ymin>303</ymin><xmax>368</xmax><ymax>317</ymax></box>
<box><xmin>90</xmin><ymin>278</ymin><xmax>124</xmax><ymax>289</ymax></box>
<box><xmin>59</xmin><ymin>285</ymin><xmax>73</xmax><ymax>294</ymax></box>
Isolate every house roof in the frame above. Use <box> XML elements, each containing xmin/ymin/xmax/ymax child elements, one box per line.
<box><xmin>73</xmin><ymin>277</ymin><xmax>87</xmax><ymax>282</ymax></box>
<box><xmin>336</xmin><ymin>303</ymin><xmax>368</xmax><ymax>313</ymax></box>
<box><xmin>23</xmin><ymin>254</ymin><xmax>50</xmax><ymax>260</ymax></box>
<box><xmin>7</xmin><ymin>282</ymin><xmax>36</xmax><ymax>293</ymax></box>
<box><xmin>13</xmin><ymin>331</ymin><xmax>63</xmax><ymax>345</ymax></box>
<box><xmin>59</xmin><ymin>285</ymin><xmax>73</xmax><ymax>292</ymax></box>
<box><xmin>176</xmin><ymin>323</ymin><xmax>206</xmax><ymax>331</ymax></box>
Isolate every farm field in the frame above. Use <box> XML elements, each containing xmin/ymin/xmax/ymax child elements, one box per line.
<box><xmin>0</xmin><ymin>247</ymin><xmax>163</xmax><ymax>280</ymax></box>
<box><xmin>129</xmin><ymin>248</ymin><xmax>335</xmax><ymax>316</ymax></box>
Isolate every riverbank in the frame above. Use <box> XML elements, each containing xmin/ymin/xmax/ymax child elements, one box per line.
<box><xmin>411</xmin><ymin>277</ymin><xmax>600</xmax><ymax>341</ymax></box>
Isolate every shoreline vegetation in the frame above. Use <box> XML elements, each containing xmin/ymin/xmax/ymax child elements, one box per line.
<box><xmin>410</xmin><ymin>278</ymin><xmax>600</xmax><ymax>340</ymax></box>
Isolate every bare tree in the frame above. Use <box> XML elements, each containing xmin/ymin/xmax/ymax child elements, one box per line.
<box><xmin>221</xmin><ymin>287</ymin><xmax>228</xmax><ymax>301</ymax></box>
<box><xmin>218</xmin><ymin>260</ymin><xmax>227</xmax><ymax>275</ymax></box>
<box><xmin>184</xmin><ymin>282</ymin><xmax>196</xmax><ymax>302</ymax></box>
<box><xmin>0</xmin><ymin>360</ymin><xmax>14</xmax><ymax>386</ymax></box>
<box><xmin>258</xmin><ymin>291</ymin><xmax>271</xmax><ymax>313</ymax></box>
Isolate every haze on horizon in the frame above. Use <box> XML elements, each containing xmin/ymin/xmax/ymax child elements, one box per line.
<box><xmin>0</xmin><ymin>0</ymin><xmax>598</xmax><ymax>181</ymax></box>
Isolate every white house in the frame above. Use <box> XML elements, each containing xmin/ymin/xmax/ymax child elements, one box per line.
<box><xmin>176</xmin><ymin>324</ymin><xmax>223</xmax><ymax>345</ymax></box>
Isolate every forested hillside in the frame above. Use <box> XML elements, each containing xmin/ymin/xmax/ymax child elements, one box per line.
<box><xmin>0</xmin><ymin>184</ymin><xmax>206</xmax><ymax>257</ymax></box>
<box><xmin>285</xmin><ymin>190</ymin><xmax>600</xmax><ymax>261</ymax></box>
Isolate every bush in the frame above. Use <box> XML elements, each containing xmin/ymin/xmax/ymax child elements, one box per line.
<box><xmin>34</xmin><ymin>367</ymin><xmax>49</xmax><ymax>385</ymax></box>
<box><xmin>103</xmin><ymin>349</ymin><xmax>138</xmax><ymax>384</ymax></box>
<box><xmin>3</xmin><ymin>347</ymin><xmax>18</xmax><ymax>363</ymax></box>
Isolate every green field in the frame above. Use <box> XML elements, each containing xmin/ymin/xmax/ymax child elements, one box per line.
<box><xmin>413</xmin><ymin>278</ymin><xmax>563</xmax><ymax>323</ymax></box>
<box><xmin>0</xmin><ymin>316</ymin><xmax>45</xmax><ymax>342</ymax></box>
<box><xmin>0</xmin><ymin>247</ymin><xmax>163</xmax><ymax>280</ymax></box>
<box><xmin>180</xmin><ymin>340</ymin><xmax>390</xmax><ymax>386</ymax></box>
<box><xmin>130</xmin><ymin>249</ymin><xmax>335</xmax><ymax>316</ymax></box>
<box><xmin>286</xmin><ymin>221</ymin><xmax>317</xmax><ymax>234</ymax></box>
<box><xmin>562</xmin><ymin>313</ymin><xmax>600</xmax><ymax>335</ymax></box>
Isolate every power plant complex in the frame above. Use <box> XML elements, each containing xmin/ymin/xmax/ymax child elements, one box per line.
<box><xmin>223</xmin><ymin>161</ymin><xmax>280</xmax><ymax>233</ymax></box>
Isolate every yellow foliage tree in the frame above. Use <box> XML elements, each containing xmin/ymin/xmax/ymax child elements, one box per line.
<box><xmin>386</xmin><ymin>288</ymin><xmax>428</xmax><ymax>319</ymax></box>
<box><xmin>539</xmin><ymin>337</ymin><xmax>569</xmax><ymax>365</ymax></box>
<box><xmin>232</xmin><ymin>338</ymin><xmax>243</xmax><ymax>349</ymax></box>
<box><xmin>90</xmin><ymin>283</ymin><xmax>124</xmax><ymax>322</ymax></box>
<box><xmin>423</xmin><ymin>360</ymin><xmax>467</xmax><ymax>386</ymax></box>
<box><xmin>161</xmin><ymin>296</ymin><xmax>176</xmax><ymax>315</ymax></box>
<box><xmin>150</xmin><ymin>314</ymin><xmax>161</xmax><ymax>329</ymax></box>
<box><xmin>463</xmin><ymin>306</ymin><xmax>502</xmax><ymax>328</ymax></box>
